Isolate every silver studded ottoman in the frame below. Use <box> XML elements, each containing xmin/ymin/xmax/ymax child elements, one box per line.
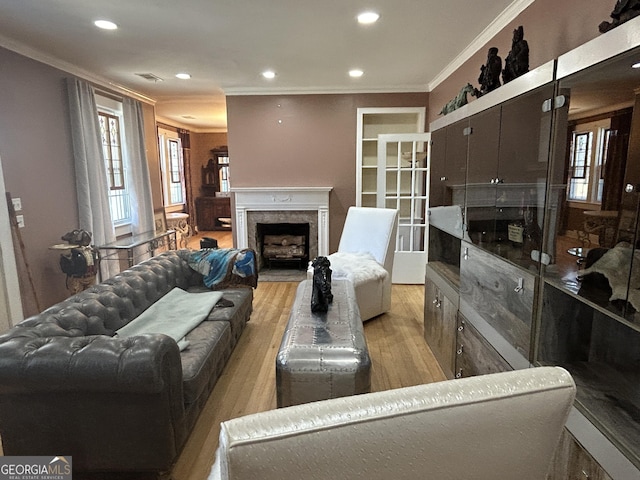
<box><xmin>276</xmin><ymin>279</ymin><xmax>371</xmax><ymax>408</ymax></box>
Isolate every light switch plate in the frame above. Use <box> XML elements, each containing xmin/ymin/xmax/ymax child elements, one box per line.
<box><xmin>11</xmin><ymin>197</ymin><xmax>22</xmax><ymax>212</ymax></box>
<box><xmin>16</xmin><ymin>215</ymin><xmax>25</xmax><ymax>228</ymax></box>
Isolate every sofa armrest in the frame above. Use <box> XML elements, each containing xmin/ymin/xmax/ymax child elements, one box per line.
<box><xmin>0</xmin><ymin>334</ymin><xmax>182</xmax><ymax>394</ymax></box>
<box><xmin>0</xmin><ymin>334</ymin><xmax>188</xmax><ymax>472</ymax></box>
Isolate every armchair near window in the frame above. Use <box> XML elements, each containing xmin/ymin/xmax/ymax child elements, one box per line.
<box><xmin>309</xmin><ymin>207</ymin><xmax>398</xmax><ymax>321</ymax></box>
<box><xmin>210</xmin><ymin>367</ymin><xmax>575</xmax><ymax>480</ymax></box>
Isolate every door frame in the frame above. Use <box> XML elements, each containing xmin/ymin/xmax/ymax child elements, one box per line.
<box><xmin>0</xmin><ymin>153</ymin><xmax>24</xmax><ymax>329</ymax></box>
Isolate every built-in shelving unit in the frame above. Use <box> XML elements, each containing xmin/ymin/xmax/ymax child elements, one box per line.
<box><xmin>356</xmin><ymin>107</ymin><xmax>426</xmax><ymax>208</ymax></box>
<box><xmin>424</xmin><ymin>16</ymin><xmax>640</xmax><ymax>480</ymax></box>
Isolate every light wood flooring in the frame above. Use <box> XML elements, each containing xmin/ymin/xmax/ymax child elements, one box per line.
<box><xmin>169</xmin><ymin>235</ymin><xmax>445</xmax><ymax>479</ymax></box>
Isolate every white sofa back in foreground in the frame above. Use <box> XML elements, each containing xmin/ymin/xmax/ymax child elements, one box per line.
<box><xmin>209</xmin><ymin>367</ymin><xmax>575</xmax><ymax>480</ymax></box>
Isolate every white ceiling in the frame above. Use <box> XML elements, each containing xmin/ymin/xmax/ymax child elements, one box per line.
<box><xmin>0</xmin><ymin>0</ymin><xmax>527</xmax><ymax>131</ymax></box>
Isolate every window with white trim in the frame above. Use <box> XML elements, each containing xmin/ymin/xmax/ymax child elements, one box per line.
<box><xmin>97</xmin><ymin>96</ymin><xmax>131</xmax><ymax>227</ymax></box>
<box><xmin>567</xmin><ymin>118</ymin><xmax>611</xmax><ymax>204</ymax></box>
<box><xmin>158</xmin><ymin>128</ymin><xmax>185</xmax><ymax>209</ymax></box>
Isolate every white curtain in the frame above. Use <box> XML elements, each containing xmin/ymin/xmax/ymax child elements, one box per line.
<box><xmin>66</xmin><ymin>78</ymin><xmax>118</xmax><ymax>278</ymax></box>
<box><xmin>122</xmin><ymin>97</ymin><xmax>155</xmax><ymax>235</ymax></box>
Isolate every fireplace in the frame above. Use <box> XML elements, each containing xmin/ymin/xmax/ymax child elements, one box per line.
<box><xmin>233</xmin><ymin>187</ymin><xmax>332</xmax><ymax>270</ymax></box>
<box><xmin>257</xmin><ymin>222</ymin><xmax>310</xmax><ymax>270</ymax></box>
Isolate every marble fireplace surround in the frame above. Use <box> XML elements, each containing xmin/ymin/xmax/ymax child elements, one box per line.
<box><xmin>233</xmin><ymin>187</ymin><xmax>332</xmax><ymax>266</ymax></box>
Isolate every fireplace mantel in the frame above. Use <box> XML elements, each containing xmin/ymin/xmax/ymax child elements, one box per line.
<box><xmin>233</xmin><ymin>187</ymin><xmax>332</xmax><ymax>257</ymax></box>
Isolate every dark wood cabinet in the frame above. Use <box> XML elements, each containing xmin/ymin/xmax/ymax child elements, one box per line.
<box><xmin>424</xmin><ymin>272</ymin><xmax>458</xmax><ymax>379</ymax></box>
<box><xmin>429</xmin><ymin>127</ymin><xmax>447</xmax><ymax>208</ymax></box>
<box><xmin>429</xmin><ymin>119</ymin><xmax>468</xmax><ymax>208</ymax></box>
<box><xmin>455</xmin><ymin>315</ymin><xmax>512</xmax><ymax>378</ymax></box>
<box><xmin>195</xmin><ymin>196</ymin><xmax>231</xmax><ymax>231</ymax></box>
<box><xmin>459</xmin><ymin>241</ymin><xmax>535</xmax><ymax>358</ymax></box>
<box><xmin>426</xmin><ymin>30</ymin><xmax>640</xmax><ymax>477</ymax></box>
<box><xmin>547</xmin><ymin>429</ymin><xmax>612</xmax><ymax>480</ymax></box>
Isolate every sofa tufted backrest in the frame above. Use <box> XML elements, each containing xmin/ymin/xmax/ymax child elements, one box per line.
<box><xmin>2</xmin><ymin>250</ymin><xmax>203</xmax><ymax>340</ymax></box>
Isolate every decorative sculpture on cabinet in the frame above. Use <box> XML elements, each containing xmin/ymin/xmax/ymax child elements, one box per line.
<box><xmin>477</xmin><ymin>47</ymin><xmax>502</xmax><ymax>96</ymax></box>
<box><xmin>439</xmin><ymin>83</ymin><xmax>479</xmax><ymax>116</ymax></box>
<box><xmin>599</xmin><ymin>0</ymin><xmax>640</xmax><ymax>33</ymax></box>
<box><xmin>502</xmin><ymin>26</ymin><xmax>529</xmax><ymax>84</ymax></box>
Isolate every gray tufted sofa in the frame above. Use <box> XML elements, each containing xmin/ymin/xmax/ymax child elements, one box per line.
<box><xmin>0</xmin><ymin>249</ymin><xmax>253</xmax><ymax>477</ymax></box>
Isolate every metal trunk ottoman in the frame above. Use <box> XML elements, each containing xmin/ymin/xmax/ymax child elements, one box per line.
<box><xmin>276</xmin><ymin>279</ymin><xmax>371</xmax><ymax>407</ymax></box>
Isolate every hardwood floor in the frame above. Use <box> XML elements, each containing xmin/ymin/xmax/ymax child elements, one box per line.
<box><xmin>170</xmin><ymin>281</ymin><xmax>445</xmax><ymax>480</ymax></box>
<box><xmin>187</xmin><ymin>230</ymin><xmax>233</xmax><ymax>250</ymax></box>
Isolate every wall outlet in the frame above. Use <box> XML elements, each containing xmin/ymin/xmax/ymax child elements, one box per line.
<box><xmin>11</xmin><ymin>197</ymin><xmax>22</xmax><ymax>212</ymax></box>
<box><xmin>16</xmin><ymin>215</ymin><xmax>25</xmax><ymax>228</ymax></box>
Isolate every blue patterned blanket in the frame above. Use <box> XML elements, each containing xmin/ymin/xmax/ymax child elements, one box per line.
<box><xmin>188</xmin><ymin>248</ymin><xmax>258</xmax><ymax>289</ymax></box>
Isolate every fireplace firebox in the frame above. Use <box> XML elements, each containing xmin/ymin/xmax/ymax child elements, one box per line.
<box><xmin>257</xmin><ymin>223</ymin><xmax>309</xmax><ymax>270</ymax></box>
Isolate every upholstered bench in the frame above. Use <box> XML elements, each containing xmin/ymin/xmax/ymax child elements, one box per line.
<box><xmin>275</xmin><ymin>279</ymin><xmax>371</xmax><ymax>407</ymax></box>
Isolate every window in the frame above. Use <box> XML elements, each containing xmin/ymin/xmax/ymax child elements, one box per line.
<box><xmin>97</xmin><ymin>104</ymin><xmax>131</xmax><ymax>225</ymax></box>
<box><xmin>216</xmin><ymin>151</ymin><xmax>231</xmax><ymax>193</ymax></box>
<box><xmin>567</xmin><ymin>119</ymin><xmax>611</xmax><ymax>204</ymax></box>
<box><xmin>167</xmin><ymin>138</ymin><xmax>184</xmax><ymax>204</ymax></box>
<box><xmin>158</xmin><ymin>128</ymin><xmax>185</xmax><ymax>209</ymax></box>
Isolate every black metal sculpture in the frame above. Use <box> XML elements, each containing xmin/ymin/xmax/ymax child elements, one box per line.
<box><xmin>599</xmin><ymin>0</ymin><xmax>640</xmax><ymax>33</ymax></box>
<box><xmin>502</xmin><ymin>26</ymin><xmax>529</xmax><ymax>84</ymax></box>
<box><xmin>311</xmin><ymin>256</ymin><xmax>333</xmax><ymax>313</ymax></box>
<box><xmin>477</xmin><ymin>47</ymin><xmax>502</xmax><ymax>97</ymax></box>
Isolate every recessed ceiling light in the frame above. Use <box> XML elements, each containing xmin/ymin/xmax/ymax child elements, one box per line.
<box><xmin>357</xmin><ymin>11</ymin><xmax>380</xmax><ymax>24</ymax></box>
<box><xmin>632</xmin><ymin>62</ymin><xmax>640</xmax><ymax>69</ymax></box>
<box><xmin>94</xmin><ymin>20</ymin><xmax>118</xmax><ymax>30</ymax></box>
<box><xmin>175</xmin><ymin>73</ymin><xmax>191</xmax><ymax>79</ymax></box>
<box><xmin>349</xmin><ymin>69</ymin><xmax>364</xmax><ymax>78</ymax></box>
<box><xmin>262</xmin><ymin>70</ymin><xmax>276</xmax><ymax>79</ymax></box>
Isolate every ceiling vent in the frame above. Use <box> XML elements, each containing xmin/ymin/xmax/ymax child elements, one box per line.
<box><xmin>135</xmin><ymin>73</ymin><xmax>164</xmax><ymax>82</ymax></box>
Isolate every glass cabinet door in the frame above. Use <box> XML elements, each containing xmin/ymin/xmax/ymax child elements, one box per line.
<box><xmin>542</xmin><ymin>45</ymin><xmax>640</xmax><ymax>321</ymax></box>
<box><xmin>538</xmin><ymin>43</ymin><xmax>640</xmax><ymax>469</ymax></box>
<box><xmin>465</xmin><ymin>85</ymin><xmax>555</xmax><ymax>272</ymax></box>
<box><xmin>465</xmin><ymin>106</ymin><xmax>501</xmax><ymax>249</ymax></box>
<box><xmin>495</xmin><ymin>83</ymin><xmax>555</xmax><ymax>272</ymax></box>
<box><xmin>429</xmin><ymin>119</ymin><xmax>468</xmax><ymax>209</ymax></box>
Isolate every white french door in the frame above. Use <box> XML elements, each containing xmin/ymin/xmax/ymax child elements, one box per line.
<box><xmin>377</xmin><ymin>133</ymin><xmax>431</xmax><ymax>284</ymax></box>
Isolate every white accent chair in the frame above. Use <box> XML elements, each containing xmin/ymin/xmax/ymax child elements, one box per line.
<box><xmin>309</xmin><ymin>206</ymin><xmax>398</xmax><ymax>321</ymax></box>
<box><xmin>209</xmin><ymin>367</ymin><xmax>576</xmax><ymax>480</ymax></box>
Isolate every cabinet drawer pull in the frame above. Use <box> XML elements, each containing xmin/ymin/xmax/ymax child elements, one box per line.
<box><xmin>514</xmin><ymin>277</ymin><xmax>524</xmax><ymax>293</ymax></box>
<box><xmin>457</xmin><ymin>345</ymin><xmax>464</xmax><ymax>355</ymax></box>
<box><xmin>455</xmin><ymin>369</ymin><xmax>463</xmax><ymax>378</ymax></box>
<box><xmin>457</xmin><ymin>325</ymin><xmax>464</xmax><ymax>332</ymax></box>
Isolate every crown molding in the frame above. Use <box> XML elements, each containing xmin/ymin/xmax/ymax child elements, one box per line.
<box><xmin>0</xmin><ymin>34</ymin><xmax>156</xmax><ymax>105</ymax></box>
<box><xmin>223</xmin><ymin>84</ymin><xmax>428</xmax><ymax>96</ymax></box>
<box><xmin>428</xmin><ymin>0</ymin><xmax>536</xmax><ymax>91</ymax></box>
<box><xmin>155</xmin><ymin>115</ymin><xmax>227</xmax><ymax>133</ymax></box>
